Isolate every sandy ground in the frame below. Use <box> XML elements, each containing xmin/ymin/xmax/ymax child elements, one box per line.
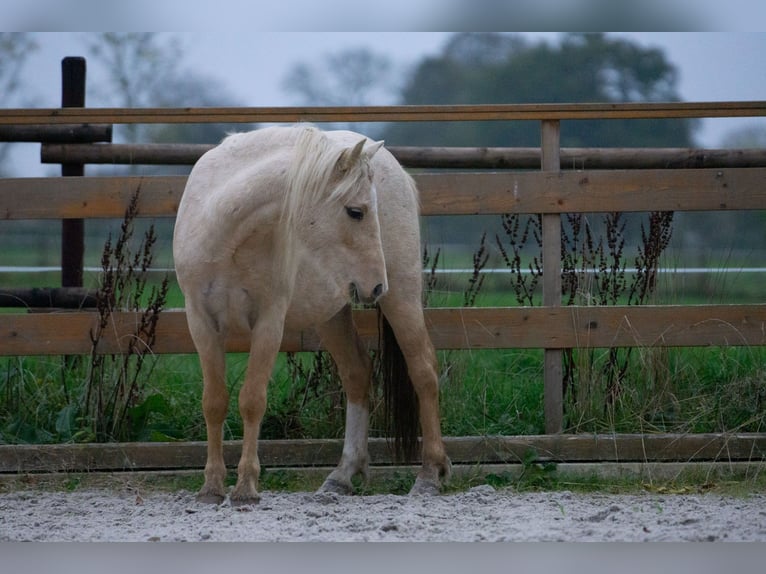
<box><xmin>2</xmin><ymin>485</ymin><xmax>765</xmax><ymax>542</ymax></box>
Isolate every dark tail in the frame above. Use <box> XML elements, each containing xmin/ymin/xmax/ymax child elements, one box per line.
<box><xmin>377</xmin><ymin>308</ymin><xmax>420</xmax><ymax>463</ymax></box>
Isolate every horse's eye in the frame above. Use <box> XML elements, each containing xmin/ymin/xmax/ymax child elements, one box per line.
<box><xmin>346</xmin><ymin>207</ymin><xmax>364</xmax><ymax>221</ymax></box>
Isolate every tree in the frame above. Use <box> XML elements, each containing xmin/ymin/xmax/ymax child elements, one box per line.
<box><xmin>0</xmin><ymin>33</ymin><xmax>38</xmax><ymax>105</ymax></box>
<box><xmin>84</xmin><ymin>33</ymin><xmax>244</xmax><ymax>148</ymax></box>
<box><xmin>283</xmin><ymin>47</ymin><xmax>396</xmax><ymax>107</ymax></box>
<box><xmin>381</xmin><ymin>33</ymin><xmax>703</xmax><ymax>252</ymax></box>
<box><xmin>384</xmin><ymin>33</ymin><xmax>697</xmax><ymax>148</ymax></box>
<box><xmin>0</xmin><ymin>33</ymin><xmax>39</xmax><ymax>175</ymax></box>
<box><xmin>281</xmin><ymin>47</ymin><xmax>397</xmax><ymax>136</ymax></box>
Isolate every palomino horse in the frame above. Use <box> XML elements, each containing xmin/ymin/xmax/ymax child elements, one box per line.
<box><xmin>173</xmin><ymin>125</ymin><xmax>451</xmax><ymax>505</ymax></box>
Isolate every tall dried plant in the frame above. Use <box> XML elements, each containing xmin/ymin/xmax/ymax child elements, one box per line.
<box><xmin>496</xmin><ymin>209</ymin><xmax>674</xmax><ymax>427</ymax></box>
<box><xmin>464</xmin><ymin>232</ymin><xmax>489</xmax><ymax>307</ymax></box>
<box><xmin>496</xmin><ymin>214</ymin><xmax>543</xmax><ymax>306</ymax></box>
<box><xmin>85</xmin><ymin>189</ymin><xmax>169</xmax><ymax>441</ymax></box>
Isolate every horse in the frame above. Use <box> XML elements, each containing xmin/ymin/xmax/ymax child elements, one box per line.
<box><xmin>173</xmin><ymin>125</ymin><xmax>452</xmax><ymax>505</ymax></box>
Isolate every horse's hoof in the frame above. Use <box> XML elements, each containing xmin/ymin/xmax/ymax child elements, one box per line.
<box><xmin>408</xmin><ymin>476</ymin><xmax>441</xmax><ymax>496</ymax></box>
<box><xmin>230</xmin><ymin>490</ymin><xmax>261</xmax><ymax>507</ymax></box>
<box><xmin>196</xmin><ymin>488</ymin><xmax>225</xmax><ymax>505</ymax></box>
<box><xmin>317</xmin><ymin>478</ymin><xmax>353</xmax><ymax>495</ymax></box>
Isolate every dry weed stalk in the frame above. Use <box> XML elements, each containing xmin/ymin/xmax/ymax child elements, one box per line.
<box><xmin>495</xmin><ymin>214</ymin><xmax>543</xmax><ymax>306</ymax></box>
<box><xmin>495</xmin><ymin>209</ymin><xmax>674</xmax><ymax>427</ymax></box>
<box><xmin>85</xmin><ymin>189</ymin><xmax>169</xmax><ymax>441</ymax></box>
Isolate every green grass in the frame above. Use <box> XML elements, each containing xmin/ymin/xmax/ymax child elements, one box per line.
<box><xmin>4</xmin><ymin>458</ymin><xmax>766</xmax><ymax>497</ymax></box>
<box><xmin>2</xmin><ymin>343</ymin><xmax>764</xmax><ymax>445</ymax></box>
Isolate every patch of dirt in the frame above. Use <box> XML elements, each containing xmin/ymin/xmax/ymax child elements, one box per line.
<box><xmin>2</xmin><ymin>486</ymin><xmax>765</xmax><ymax>542</ymax></box>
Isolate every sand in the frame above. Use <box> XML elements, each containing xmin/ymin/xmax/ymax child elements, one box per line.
<box><xmin>2</xmin><ymin>485</ymin><xmax>765</xmax><ymax>542</ymax></box>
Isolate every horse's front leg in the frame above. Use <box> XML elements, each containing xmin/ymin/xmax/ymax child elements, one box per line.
<box><xmin>230</xmin><ymin>315</ymin><xmax>284</xmax><ymax>506</ymax></box>
<box><xmin>186</xmin><ymin>309</ymin><xmax>229</xmax><ymax>504</ymax></box>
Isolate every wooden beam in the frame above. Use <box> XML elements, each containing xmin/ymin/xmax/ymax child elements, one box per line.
<box><xmin>2</xmin><ymin>168</ymin><xmax>766</xmax><ymax>220</ymax></box>
<box><xmin>40</xmin><ymin>143</ymin><xmax>766</xmax><ymax>169</ymax></box>
<box><xmin>41</xmin><ymin>143</ymin><xmax>213</xmax><ymax>166</ymax></box>
<box><xmin>0</xmin><ymin>124</ymin><xmax>112</xmax><ymax>143</ymax></box>
<box><xmin>415</xmin><ymin>168</ymin><xmax>766</xmax><ymax>215</ymax></box>
<box><xmin>2</xmin><ymin>101</ymin><xmax>765</xmax><ymax>125</ymax></box>
<box><xmin>1</xmin><ymin>305</ymin><xmax>764</xmax><ymax>357</ymax></box>
<box><xmin>1</xmin><ymin>433</ymin><xmax>764</xmax><ymax>473</ymax></box>
<box><xmin>0</xmin><ymin>287</ymin><xmax>98</xmax><ymax>308</ymax></box>
<box><xmin>541</xmin><ymin>120</ymin><xmax>563</xmax><ymax>434</ymax></box>
<box><xmin>60</xmin><ymin>57</ymin><xmax>88</xmax><ymax>289</ymax></box>
<box><xmin>0</xmin><ymin>176</ymin><xmax>183</xmax><ymax>219</ymax></box>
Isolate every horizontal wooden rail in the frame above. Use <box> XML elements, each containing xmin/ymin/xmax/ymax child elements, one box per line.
<box><xmin>1</xmin><ymin>305</ymin><xmax>764</xmax><ymax>357</ymax></box>
<box><xmin>417</xmin><ymin>168</ymin><xmax>766</xmax><ymax>215</ymax></box>
<box><xmin>2</xmin><ymin>168</ymin><xmax>765</xmax><ymax>220</ymax></box>
<box><xmin>0</xmin><ymin>176</ymin><xmax>182</xmax><ymax>219</ymax></box>
<box><xmin>0</xmin><ymin>124</ymin><xmax>112</xmax><ymax>143</ymax></box>
<box><xmin>0</xmin><ymin>287</ymin><xmax>98</xmax><ymax>308</ymax></box>
<box><xmin>2</xmin><ymin>433</ymin><xmax>764</xmax><ymax>473</ymax></box>
<box><xmin>40</xmin><ymin>142</ymin><xmax>766</xmax><ymax>170</ymax></box>
<box><xmin>2</xmin><ymin>101</ymin><xmax>765</xmax><ymax>126</ymax></box>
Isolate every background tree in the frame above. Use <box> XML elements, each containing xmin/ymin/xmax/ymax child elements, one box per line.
<box><xmin>283</xmin><ymin>47</ymin><xmax>396</xmax><ymax>107</ymax></box>
<box><xmin>383</xmin><ymin>33</ymin><xmax>697</xmax><ymax>148</ymax></box>
<box><xmin>371</xmin><ymin>33</ymin><xmax>701</xmax><ymax>247</ymax></box>
<box><xmin>84</xmin><ymin>33</ymin><xmax>244</xmax><ymax>150</ymax></box>
<box><xmin>282</xmin><ymin>47</ymin><xmax>397</xmax><ymax>136</ymax></box>
<box><xmin>0</xmin><ymin>33</ymin><xmax>39</xmax><ymax>175</ymax></box>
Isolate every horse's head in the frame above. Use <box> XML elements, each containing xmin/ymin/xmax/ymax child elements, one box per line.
<box><xmin>288</xmin><ymin>134</ymin><xmax>388</xmax><ymax>305</ymax></box>
<box><xmin>336</xmin><ymin>138</ymin><xmax>388</xmax><ymax>304</ymax></box>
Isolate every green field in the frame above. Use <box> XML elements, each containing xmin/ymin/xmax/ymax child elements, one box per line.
<box><xmin>2</xmin><ymin>337</ymin><xmax>765</xmax><ymax>445</ymax></box>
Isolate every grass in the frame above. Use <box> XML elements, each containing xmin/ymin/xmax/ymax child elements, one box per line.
<box><xmin>1</xmin><ymin>207</ymin><xmax>765</xmax><ymax>447</ymax></box>
<box><xmin>2</xmin><ymin>343</ymin><xmax>764</xmax><ymax>445</ymax></box>
<box><xmin>4</xmin><ymin>459</ymin><xmax>766</xmax><ymax>497</ymax></box>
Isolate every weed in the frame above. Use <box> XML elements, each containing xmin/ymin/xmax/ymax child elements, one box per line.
<box><xmin>495</xmin><ymin>213</ymin><xmax>543</xmax><ymax>306</ymax></box>
<box><xmin>463</xmin><ymin>231</ymin><xmax>489</xmax><ymax>307</ymax></box>
<box><xmin>422</xmin><ymin>244</ymin><xmax>441</xmax><ymax>307</ymax></box>
<box><xmin>262</xmin><ymin>351</ymin><xmax>344</xmax><ymax>440</ymax></box>
<box><xmin>76</xmin><ymin>189</ymin><xmax>170</xmax><ymax>442</ymax></box>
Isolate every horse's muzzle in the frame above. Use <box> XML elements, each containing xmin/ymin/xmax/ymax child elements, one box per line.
<box><xmin>350</xmin><ymin>282</ymin><xmax>387</xmax><ymax>305</ymax></box>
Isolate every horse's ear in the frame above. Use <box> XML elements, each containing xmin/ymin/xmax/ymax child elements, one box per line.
<box><xmin>364</xmin><ymin>140</ymin><xmax>385</xmax><ymax>159</ymax></box>
<box><xmin>338</xmin><ymin>139</ymin><xmax>367</xmax><ymax>172</ymax></box>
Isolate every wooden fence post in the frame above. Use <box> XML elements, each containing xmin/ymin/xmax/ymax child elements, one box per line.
<box><xmin>541</xmin><ymin>120</ymin><xmax>563</xmax><ymax>434</ymax></box>
<box><xmin>60</xmin><ymin>57</ymin><xmax>86</xmax><ymax>288</ymax></box>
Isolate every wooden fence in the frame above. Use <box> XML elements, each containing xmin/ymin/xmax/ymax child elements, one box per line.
<box><xmin>1</xmin><ymin>67</ymin><xmax>766</xmax><ymax>474</ymax></box>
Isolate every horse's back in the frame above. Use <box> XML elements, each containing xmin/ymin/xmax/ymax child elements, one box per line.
<box><xmin>177</xmin><ymin>127</ymin><xmax>297</xmax><ymax>210</ymax></box>
<box><xmin>174</xmin><ymin>128</ymin><xmax>297</xmax><ymax>266</ymax></box>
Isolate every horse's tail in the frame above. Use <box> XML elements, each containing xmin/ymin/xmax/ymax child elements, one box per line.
<box><xmin>377</xmin><ymin>308</ymin><xmax>420</xmax><ymax>463</ymax></box>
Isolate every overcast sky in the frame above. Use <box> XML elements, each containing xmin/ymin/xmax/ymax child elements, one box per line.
<box><xmin>7</xmin><ymin>32</ymin><xmax>766</xmax><ymax>175</ymax></box>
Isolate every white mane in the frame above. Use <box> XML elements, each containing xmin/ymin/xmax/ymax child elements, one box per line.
<box><xmin>281</xmin><ymin>126</ymin><xmax>371</xmax><ymax>232</ymax></box>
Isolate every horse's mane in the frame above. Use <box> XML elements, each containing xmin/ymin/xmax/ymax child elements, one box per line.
<box><xmin>281</xmin><ymin>126</ymin><xmax>370</xmax><ymax>231</ymax></box>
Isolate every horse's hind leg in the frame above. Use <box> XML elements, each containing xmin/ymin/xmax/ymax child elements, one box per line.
<box><xmin>315</xmin><ymin>305</ymin><xmax>373</xmax><ymax>494</ymax></box>
<box><xmin>187</xmin><ymin>310</ymin><xmax>229</xmax><ymax>504</ymax></box>
<box><xmin>379</xmin><ymin>297</ymin><xmax>452</xmax><ymax>495</ymax></box>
